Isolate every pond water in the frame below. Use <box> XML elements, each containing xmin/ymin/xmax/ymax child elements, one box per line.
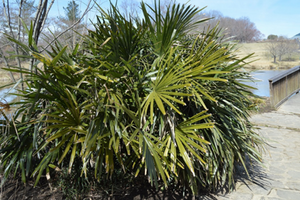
<box><xmin>0</xmin><ymin>86</ymin><xmax>19</xmax><ymax>120</ymax></box>
<box><xmin>0</xmin><ymin>87</ymin><xmax>18</xmax><ymax>103</ymax></box>
<box><xmin>247</xmin><ymin>70</ymin><xmax>286</xmax><ymax>97</ymax></box>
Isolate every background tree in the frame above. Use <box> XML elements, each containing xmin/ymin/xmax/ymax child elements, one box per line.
<box><xmin>277</xmin><ymin>37</ymin><xmax>289</xmax><ymax>61</ymax></box>
<box><xmin>64</xmin><ymin>0</ymin><xmax>81</xmax><ymax>21</ymax></box>
<box><xmin>120</xmin><ymin>0</ymin><xmax>139</xmax><ymax>20</ymax></box>
<box><xmin>20</xmin><ymin>0</ymin><xmax>36</xmax><ymax>41</ymax></box>
<box><xmin>158</xmin><ymin>0</ymin><xmax>176</xmax><ymax>15</ymax></box>
<box><xmin>0</xmin><ymin>1</ymin><xmax>35</xmax><ymax>41</ymax></box>
<box><xmin>54</xmin><ymin>0</ymin><xmax>87</xmax><ymax>49</ymax></box>
<box><xmin>0</xmin><ymin>0</ymin><xmax>55</xmax><ymax>87</ymax></box>
<box><xmin>232</xmin><ymin>17</ymin><xmax>262</xmax><ymax>42</ymax></box>
<box><xmin>285</xmin><ymin>39</ymin><xmax>299</xmax><ymax>59</ymax></box>
<box><xmin>265</xmin><ymin>39</ymin><xmax>279</xmax><ymax>63</ymax></box>
<box><xmin>265</xmin><ymin>36</ymin><xmax>298</xmax><ymax>62</ymax></box>
<box><xmin>0</xmin><ymin>0</ymin><xmax>92</xmax><ymax>85</ymax></box>
<box><xmin>267</xmin><ymin>34</ymin><xmax>278</xmax><ymax>40</ymax></box>
<box><xmin>195</xmin><ymin>10</ymin><xmax>262</xmax><ymax>42</ymax></box>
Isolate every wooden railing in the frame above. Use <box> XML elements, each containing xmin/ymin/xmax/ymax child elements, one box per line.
<box><xmin>269</xmin><ymin>66</ymin><xmax>300</xmax><ymax>108</ymax></box>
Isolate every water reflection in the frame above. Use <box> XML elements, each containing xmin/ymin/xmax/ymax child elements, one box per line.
<box><xmin>247</xmin><ymin>70</ymin><xmax>285</xmax><ymax>97</ymax></box>
<box><xmin>0</xmin><ymin>87</ymin><xmax>19</xmax><ymax>120</ymax></box>
<box><xmin>0</xmin><ymin>87</ymin><xmax>18</xmax><ymax>103</ymax></box>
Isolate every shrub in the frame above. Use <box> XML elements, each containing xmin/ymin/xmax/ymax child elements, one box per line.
<box><xmin>0</xmin><ymin>0</ymin><xmax>265</xmax><ymax>198</ymax></box>
<box><xmin>282</xmin><ymin>57</ymin><xmax>297</xmax><ymax>61</ymax></box>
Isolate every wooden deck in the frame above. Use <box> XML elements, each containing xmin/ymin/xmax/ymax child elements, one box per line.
<box><xmin>269</xmin><ymin>66</ymin><xmax>300</xmax><ymax>108</ymax></box>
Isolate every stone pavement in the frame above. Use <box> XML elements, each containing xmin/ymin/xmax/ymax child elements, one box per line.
<box><xmin>204</xmin><ymin>93</ymin><xmax>300</xmax><ymax>200</ymax></box>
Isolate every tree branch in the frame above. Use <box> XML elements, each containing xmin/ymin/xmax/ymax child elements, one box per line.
<box><xmin>32</xmin><ymin>0</ymin><xmax>43</xmax><ymax>32</ymax></box>
<box><xmin>33</xmin><ymin>0</ymin><xmax>55</xmax><ymax>44</ymax></box>
<box><xmin>0</xmin><ymin>47</ymin><xmax>16</xmax><ymax>82</ymax></box>
<box><xmin>2</xmin><ymin>0</ymin><xmax>15</xmax><ymax>38</ymax></box>
<box><xmin>40</xmin><ymin>0</ymin><xmax>92</xmax><ymax>53</ymax></box>
<box><xmin>16</xmin><ymin>0</ymin><xmax>24</xmax><ymax>90</ymax></box>
<box><xmin>38</xmin><ymin>0</ymin><xmax>55</xmax><ymax>39</ymax></box>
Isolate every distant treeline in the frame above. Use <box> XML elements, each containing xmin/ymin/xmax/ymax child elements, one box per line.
<box><xmin>194</xmin><ymin>10</ymin><xmax>263</xmax><ymax>42</ymax></box>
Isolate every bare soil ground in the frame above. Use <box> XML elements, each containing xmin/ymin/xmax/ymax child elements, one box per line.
<box><xmin>0</xmin><ymin>176</ymin><xmax>203</xmax><ymax>200</ymax></box>
<box><xmin>0</xmin><ymin>177</ymin><xmax>63</xmax><ymax>200</ymax></box>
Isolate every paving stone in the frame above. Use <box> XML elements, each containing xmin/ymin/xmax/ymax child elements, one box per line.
<box><xmin>214</xmin><ymin>196</ymin><xmax>230</xmax><ymax>200</ymax></box>
<box><xmin>287</xmin><ymin>171</ymin><xmax>300</xmax><ymax>180</ymax></box>
<box><xmin>251</xmin><ymin>195</ymin><xmax>265</xmax><ymax>200</ymax></box>
<box><xmin>282</xmin><ymin>161</ymin><xmax>300</xmax><ymax>168</ymax></box>
<box><xmin>268</xmin><ymin>166</ymin><xmax>286</xmax><ymax>175</ymax></box>
<box><xmin>285</xmin><ymin>181</ymin><xmax>300</xmax><ymax>190</ymax></box>
<box><xmin>266</xmin><ymin>198</ymin><xmax>283</xmax><ymax>200</ymax></box>
<box><xmin>250</xmin><ymin>113</ymin><xmax>300</xmax><ymax>129</ymax></box>
<box><xmin>276</xmin><ymin>189</ymin><xmax>300</xmax><ymax>200</ymax></box>
<box><xmin>231</xmin><ymin>193</ymin><xmax>253</xmax><ymax>200</ymax></box>
<box><xmin>240</xmin><ymin>184</ymin><xmax>271</xmax><ymax>196</ymax></box>
<box><xmin>213</xmin><ymin>95</ymin><xmax>300</xmax><ymax>200</ymax></box>
<box><xmin>265</xmin><ymin>180</ymin><xmax>286</xmax><ymax>190</ymax></box>
<box><xmin>267</xmin><ymin>188</ymin><xmax>279</xmax><ymax>197</ymax></box>
<box><xmin>265</xmin><ymin>173</ymin><xmax>286</xmax><ymax>181</ymax></box>
<box><xmin>214</xmin><ymin>194</ymin><xmax>231</xmax><ymax>199</ymax></box>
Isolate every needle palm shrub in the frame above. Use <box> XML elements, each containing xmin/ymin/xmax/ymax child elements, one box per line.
<box><xmin>0</xmin><ymin>0</ymin><xmax>265</xmax><ymax>197</ymax></box>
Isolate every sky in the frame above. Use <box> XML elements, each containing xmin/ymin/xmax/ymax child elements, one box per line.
<box><xmin>189</xmin><ymin>0</ymin><xmax>300</xmax><ymax>38</ymax></box>
<box><xmin>49</xmin><ymin>0</ymin><xmax>300</xmax><ymax>38</ymax></box>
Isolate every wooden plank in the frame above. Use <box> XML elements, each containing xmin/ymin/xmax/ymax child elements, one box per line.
<box><xmin>269</xmin><ymin>66</ymin><xmax>300</xmax><ymax>83</ymax></box>
<box><xmin>269</xmin><ymin>65</ymin><xmax>300</xmax><ymax>108</ymax></box>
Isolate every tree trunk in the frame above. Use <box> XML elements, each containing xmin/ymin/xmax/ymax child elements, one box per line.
<box><xmin>16</xmin><ymin>0</ymin><xmax>24</xmax><ymax>90</ymax></box>
<box><xmin>274</xmin><ymin>56</ymin><xmax>276</xmax><ymax>63</ymax></box>
<box><xmin>32</xmin><ymin>0</ymin><xmax>55</xmax><ymax>74</ymax></box>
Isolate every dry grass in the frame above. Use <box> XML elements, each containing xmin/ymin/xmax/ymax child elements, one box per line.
<box><xmin>235</xmin><ymin>42</ymin><xmax>300</xmax><ymax>70</ymax></box>
<box><xmin>0</xmin><ymin>62</ymin><xmax>31</xmax><ymax>86</ymax></box>
<box><xmin>0</xmin><ymin>70</ymin><xmax>17</xmax><ymax>86</ymax></box>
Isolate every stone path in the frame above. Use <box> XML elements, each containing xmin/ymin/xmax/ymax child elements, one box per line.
<box><xmin>208</xmin><ymin>93</ymin><xmax>300</xmax><ymax>200</ymax></box>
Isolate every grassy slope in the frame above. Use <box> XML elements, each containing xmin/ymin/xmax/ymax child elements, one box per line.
<box><xmin>235</xmin><ymin>42</ymin><xmax>300</xmax><ymax>70</ymax></box>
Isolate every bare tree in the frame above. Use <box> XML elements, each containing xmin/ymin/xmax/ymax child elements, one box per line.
<box><xmin>192</xmin><ymin>10</ymin><xmax>221</xmax><ymax>33</ymax></box>
<box><xmin>194</xmin><ymin>10</ymin><xmax>262</xmax><ymax>42</ymax></box>
<box><xmin>277</xmin><ymin>37</ymin><xmax>288</xmax><ymax>61</ymax></box>
<box><xmin>0</xmin><ymin>0</ymin><xmax>93</xmax><ymax>86</ymax></box>
<box><xmin>285</xmin><ymin>39</ymin><xmax>299</xmax><ymax>59</ymax></box>
<box><xmin>220</xmin><ymin>17</ymin><xmax>262</xmax><ymax>42</ymax></box>
<box><xmin>143</xmin><ymin>0</ymin><xmax>177</xmax><ymax>19</ymax></box>
<box><xmin>159</xmin><ymin>0</ymin><xmax>176</xmax><ymax>16</ymax></box>
<box><xmin>265</xmin><ymin>37</ymin><xmax>298</xmax><ymax>63</ymax></box>
<box><xmin>0</xmin><ymin>0</ymin><xmax>56</xmax><ymax>87</ymax></box>
<box><xmin>43</xmin><ymin>0</ymin><xmax>92</xmax><ymax>52</ymax></box>
<box><xmin>120</xmin><ymin>0</ymin><xmax>139</xmax><ymax>20</ymax></box>
<box><xmin>2</xmin><ymin>0</ymin><xmax>26</xmax><ymax>89</ymax></box>
<box><xmin>276</xmin><ymin>37</ymin><xmax>298</xmax><ymax>61</ymax></box>
<box><xmin>265</xmin><ymin>39</ymin><xmax>279</xmax><ymax>63</ymax></box>
<box><xmin>54</xmin><ymin>0</ymin><xmax>84</xmax><ymax>49</ymax></box>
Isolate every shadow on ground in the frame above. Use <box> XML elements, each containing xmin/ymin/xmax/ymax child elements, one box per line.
<box><xmin>0</xmin><ymin>159</ymin><xmax>271</xmax><ymax>200</ymax></box>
